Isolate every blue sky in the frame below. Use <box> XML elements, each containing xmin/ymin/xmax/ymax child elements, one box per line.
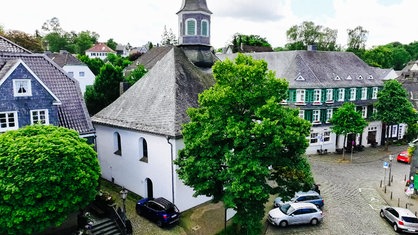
<box><xmin>1</xmin><ymin>0</ymin><xmax>416</xmax><ymax>49</ymax></box>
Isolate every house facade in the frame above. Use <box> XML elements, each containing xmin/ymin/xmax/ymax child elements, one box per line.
<box><xmin>218</xmin><ymin>50</ymin><xmax>400</xmax><ymax>155</ymax></box>
<box><xmin>0</xmin><ymin>36</ymin><xmax>95</xmax><ymax>141</ymax></box>
<box><xmin>85</xmin><ymin>42</ymin><xmax>116</xmax><ymax>60</ymax></box>
<box><xmin>92</xmin><ymin>0</ymin><xmax>217</xmax><ymax>212</ymax></box>
<box><xmin>46</xmin><ymin>50</ymin><xmax>95</xmax><ymax>94</ymax></box>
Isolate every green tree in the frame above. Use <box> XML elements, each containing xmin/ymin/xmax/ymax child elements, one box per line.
<box><xmin>161</xmin><ymin>25</ymin><xmax>178</xmax><ymax>46</ymax></box>
<box><xmin>286</xmin><ymin>21</ymin><xmax>339</xmax><ymax>51</ymax></box>
<box><xmin>106</xmin><ymin>53</ymin><xmax>131</xmax><ymax>68</ymax></box>
<box><xmin>124</xmin><ymin>64</ymin><xmax>147</xmax><ymax>86</ymax></box>
<box><xmin>84</xmin><ymin>63</ymin><xmax>124</xmax><ymax>115</ymax></box>
<box><xmin>362</xmin><ymin>45</ymin><xmax>393</xmax><ymax>68</ymax></box>
<box><xmin>74</xmin><ymin>31</ymin><xmax>98</xmax><ymax>54</ymax></box>
<box><xmin>329</xmin><ymin>102</ymin><xmax>368</xmax><ymax>160</ymax></box>
<box><xmin>2</xmin><ymin>30</ymin><xmax>43</xmax><ymax>52</ymax></box>
<box><xmin>230</xmin><ymin>33</ymin><xmax>272</xmax><ymax>53</ymax></box>
<box><xmin>374</xmin><ymin>79</ymin><xmax>417</xmax><ymax>150</ymax></box>
<box><xmin>77</xmin><ymin>55</ymin><xmax>105</xmax><ymax>75</ymax></box>
<box><xmin>0</xmin><ymin>125</ymin><xmax>100</xmax><ymax>235</ymax></box>
<box><xmin>106</xmin><ymin>38</ymin><xmax>118</xmax><ymax>51</ymax></box>
<box><xmin>175</xmin><ymin>53</ymin><xmax>313</xmax><ymax>234</ymax></box>
<box><xmin>346</xmin><ymin>26</ymin><xmax>368</xmax><ymax>57</ymax></box>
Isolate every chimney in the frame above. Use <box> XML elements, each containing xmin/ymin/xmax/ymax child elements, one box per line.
<box><xmin>307</xmin><ymin>45</ymin><xmax>317</xmax><ymax>51</ymax></box>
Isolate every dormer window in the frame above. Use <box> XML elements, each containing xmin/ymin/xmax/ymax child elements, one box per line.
<box><xmin>13</xmin><ymin>79</ymin><xmax>32</xmax><ymax>97</ymax></box>
<box><xmin>185</xmin><ymin>18</ymin><xmax>197</xmax><ymax>36</ymax></box>
<box><xmin>335</xmin><ymin>75</ymin><xmax>341</xmax><ymax>80</ymax></box>
<box><xmin>358</xmin><ymin>75</ymin><xmax>363</xmax><ymax>80</ymax></box>
<box><xmin>368</xmin><ymin>75</ymin><xmax>373</xmax><ymax>79</ymax></box>
<box><xmin>296</xmin><ymin>75</ymin><xmax>305</xmax><ymax>81</ymax></box>
<box><xmin>346</xmin><ymin>75</ymin><xmax>352</xmax><ymax>80</ymax></box>
<box><xmin>201</xmin><ymin>20</ymin><xmax>209</xmax><ymax>37</ymax></box>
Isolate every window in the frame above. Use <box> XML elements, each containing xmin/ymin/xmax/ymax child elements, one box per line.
<box><xmin>326</xmin><ymin>89</ymin><xmax>333</xmax><ymax>102</ymax></box>
<box><xmin>346</xmin><ymin>75</ymin><xmax>352</xmax><ymax>80</ymax></box>
<box><xmin>186</xmin><ymin>19</ymin><xmax>197</xmax><ymax>35</ymax></box>
<box><xmin>310</xmin><ymin>132</ymin><xmax>318</xmax><ymax>144</ymax></box>
<box><xmin>338</xmin><ymin>88</ymin><xmax>345</xmax><ymax>101</ymax></box>
<box><xmin>296</xmin><ymin>89</ymin><xmax>305</xmax><ymax>103</ymax></box>
<box><xmin>0</xmin><ymin>112</ymin><xmax>18</xmax><ymax>132</ymax></box>
<box><xmin>372</xmin><ymin>87</ymin><xmax>378</xmax><ymax>99</ymax></box>
<box><xmin>113</xmin><ymin>132</ymin><xmax>122</xmax><ymax>155</ymax></box>
<box><xmin>358</xmin><ymin>75</ymin><xmax>363</xmax><ymax>80</ymax></box>
<box><xmin>313</xmin><ymin>89</ymin><xmax>321</xmax><ymax>103</ymax></box>
<box><xmin>31</xmin><ymin>109</ymin><xmax>49</xmax><ymax>125</ymax></box>
<box><xmin>13</xmin><ymin>79</ymin><xmax>32</xmax><ymax>97</ymax></box>
<box><xmin>326</xmin><ymin>109</ymin><xmax>333</xmax><ymax>123</ymax></box>
<box><xmin>350</xmin><ymin>88</ymin><xmax>356</xmax><ymax>101</ymax></box>
<box><xmin>368</xmin><ymin>75</ymin><xmax>374</xmax><ymax>79</ymax></box>
<box><xmin>79</xmin><ymin>71</ymin><xmax>85</xmax><ymax>77</ymax></box>
<box><xmin>373</xmin><ymin>107</ymin><xmax>377</xmax><ymax>114</ymax></box>
<box><xmin>323</xmin><ymin>131</ymin><xmax>331</xmax><ymax>142</ymax></box>
<box><xmin>201</xmin><ymin>20</ymin><xmax>209</xmax><ymax>36</ymax></box>
<box><xmin>139</xmin><ymin>138</ymin><xmax>148</xmax><ymax>162</ymax></box>
<box><xmin>68</xmin><ymin>72</ymin><xmax>74</xmax><ymax>77</ymax></box>
<box><xmin>298</xmin><ymin>110</ymin><xmax>305</xmax><ymax>119</ymax></box>
<box><xmin>361</xmin><ymin>87</ymin><xmax>367</xmax><ymax>100</ymax></box>
<box><xmin>362</xmin><ymin>106</ymin><xmax>367</xmax><ymax>118</ymax></box>
<box><xmin>313</xmin><ymin>110</ymin><xmax>320</xmax><ymax>123</ymax></box>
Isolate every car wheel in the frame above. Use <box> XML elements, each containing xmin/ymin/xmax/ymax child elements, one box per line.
<box><xmin>279</xmin><ymin>221</ymin><xmax>288</xmax><ymax>227</ymax></box>
<box><xmin>157</xmin><ymin>220</ymin><xmax>163</xmax><ymax>227</ymax></box>
<box><xmin>379</xmin><ymin>210</ymin><xmax>385</xmax><ymax>218</ymax></box>
<box><xmin>393</xmin><ymin>223</ymin><xmax>399</xmax><ymax>232</ymax></box>
<box><xmin>310</xmin><ymin>218</ymin><xmax>319</xmax><ymax>225</ymax></box>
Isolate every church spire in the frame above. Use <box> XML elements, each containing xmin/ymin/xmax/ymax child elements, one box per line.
<box><xmin>177</xmin><ymin>0</ymin><xmax>212</xmax><ymax>46</ymax></box>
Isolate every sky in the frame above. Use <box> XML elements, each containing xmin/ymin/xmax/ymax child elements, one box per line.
<box><xmin>1</xmin><ymin>0</ymin><xmax>417</xmax><ymax>50</ymax></box>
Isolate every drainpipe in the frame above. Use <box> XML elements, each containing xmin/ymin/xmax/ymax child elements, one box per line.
<box><xmin>166</xmin><ymin>136</ymin><xmax>175</xmax><ymax>204</ymax></box>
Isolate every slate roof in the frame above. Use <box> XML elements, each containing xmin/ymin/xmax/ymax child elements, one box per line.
<box><xmin>217</xmin><ymin>51</ymin><xmax>385</xmax><ymax>89</ymax></box>
<box><xmin>86</xmin><ymin>43</ymin><xmax>115</xmax><ymax>53</ymax></box>
<box><xmin>92</xmin><ymin>46</ymin><xmax>215</xmax><ymax>137</ymax></box>
<box><xmin>45</xmin><ymin>51</ymin><xmax>85</xmax><ymax>67</ymax></box>
<box><xmin>0</xmin><ymin>36</ymin><xmax>94</xmax><ymax>136</ymax></box>
<box><xmin>0</xmin><ymin>36</ymin><xmax>32</xmax><ymax>54</ymax></box>
<box><xmin>177</xmin><ymin>0</ymin><xmax>212</xmax><ymax>14</ymax></box>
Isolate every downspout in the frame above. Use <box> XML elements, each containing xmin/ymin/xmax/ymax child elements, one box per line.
<box><xmin>167</xmin><ymin>136</ymin><xmax>175</xmax><ymax>204</ymax></box>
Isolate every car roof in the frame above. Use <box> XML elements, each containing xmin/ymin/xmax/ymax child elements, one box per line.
<box><xmin>390</xmin><ymin>207</ymin><xmax>416</xmax><ymax>217</ymax></box>
<box><xmin>290</xmin><ymin>202</ymin><xmax>318</xmax><ymax>209</ymax></box>
<box><xmin>295</xmin><ymin>190</ymin><xmax>321</xmax><ymax>197</ymax></box>
<box><xmin>153</xmin><ymin>197</ymin><xmax>176</xmax><ymax>209</ymax></box>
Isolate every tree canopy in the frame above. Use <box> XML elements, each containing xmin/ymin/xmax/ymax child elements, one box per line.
<box><xmin>230</xmin><ymin>33</ymin><xmax>272</xmax><ymax>53</ymax></box>
<box><xmin>286</xmin><ymin>21</ymin><xmax>339</xmax><ymax>51</ymax></box>
<box><xmin>0</xmin><ymin>125</ymin><xmax>100</xmax><ymax>235</ymax></box>
<box><xmin>161</xmin><ymin>25</ymin><xmax>178</xmax><ymax>46</ymax></box>
<box><xmin>175</xmin><ymin>53</ymin><xmax>313</xmax><ymax>234</ymax></box>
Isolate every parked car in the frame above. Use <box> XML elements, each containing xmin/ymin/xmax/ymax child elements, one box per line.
<box><xmin>136</xmin><ymin>197</ymin><xmax>180</xmax><ymax>227</ymax></box>
<box><xmin>268</xmin><ymin>202</ymin><xmax>323</xmax><ymax>227</ymax></box>
<box><xmin>274</xmin><ymin>190</ymin><xmax>324</xmax><ymax>208</ymax></box>
<box><xmin>397</xmin><ymin>151</ymin><xmax>411</xmax><ymax>164</ymax></box>
<box><xmin>380</xmin><ymin>206</ymin><xmax>418</xmax><ymax>233</ymax></box>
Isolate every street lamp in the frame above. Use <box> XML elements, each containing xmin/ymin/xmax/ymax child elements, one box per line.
<box><xmin>120</xmin><ymin>187</ymin><xmax>128</xmax><ymax>214</ymax></box>
<box><xmin>388</xmin><ymin>155</ymin><xmax>394</xmax><ymax>186</ymax></box>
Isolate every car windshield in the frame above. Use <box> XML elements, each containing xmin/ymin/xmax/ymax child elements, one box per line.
<box><xmin>165</xmin><ymin>205</ymin><xmax>179</xmax><ymax>214</ymax></box>
<box><xmin>402</xmin><ymin>216</ymin><xmax>418</xmax><ymax>223</ymax></box>
<box><xmin>279</xmin><ymin>203</ymin><xmax>291</xmax><ymax>214</ymax></box>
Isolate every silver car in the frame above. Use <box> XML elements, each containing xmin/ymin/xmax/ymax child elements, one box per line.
<box><xmin>268</xmin><ymin>202</ymin><xmax>323</xmax><ymax>227</ymax></box>
<box><xmin>380</xmin><ymin>206</ymin><xmax>418</xmax><ymax>233</ymax></box>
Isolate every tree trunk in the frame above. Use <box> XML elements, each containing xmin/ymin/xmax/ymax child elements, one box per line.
<box><xmin>342</xmin><ymin>134</ymin><xmax>347</xmax><ymax>160</ymax></box>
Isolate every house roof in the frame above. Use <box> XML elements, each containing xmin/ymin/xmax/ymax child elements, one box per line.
<box><xmin>177</xmin><ymin>0</ymin><xmax>212</xmax><ymax>14</ymax></box>
<box><xmin>45</xmin><ymin>51</ymin><xmax>85</xmax><ymax>67</ymax></box>
<box><xmin>217</xmin><ymin>51</ymin><xmax>385</xmax><ymax>89</ymax></box>
<box><xmin>0</xmin><ymin>36</ymin><xmax>94</xmax><ymax>136</ymax></box>
<box><xmin>0</xmin><ymin>36</ymin><xmax>32</xmax><ymax>54</ymax></box>
<box><xmin>92</xmin><ymin>46</ymin><xmax>215</xmax><ymax>137</ymax></box>
<box><xmin>85</xmin><ymin>43</ymin><xmax>115</xmax><ymax>53</ymax></box>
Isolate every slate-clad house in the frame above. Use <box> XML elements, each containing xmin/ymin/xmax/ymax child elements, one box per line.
<box><xmin>0</xmin><ymin>36</ymin><xmax>95</xmax><ymax>141</ymax></box>
<box><xmin>218</xmin><ymin>50</ymin><xmax>400</xmax><ymax>154</ymax></box>
<box><xmin>92</xmin><ymin>0</ymin><xmax>217</xmax><ymax>211</ymax></box>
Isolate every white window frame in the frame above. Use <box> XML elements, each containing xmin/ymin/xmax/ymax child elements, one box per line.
<box><xmin>201</xmin><ymin>19</ymin><xmax>209</xmax><ymax>37</ymax></box>
<box><xmin>338</xmin><ymin>88</ymin><xmax>345</xmax><ymax>101</ymax></box>
<box><xmin>0</xmin><ymin>111</ymin><xmax>18</xmax><ymax>132</ymax></box>
<box><xmin>310</xmin><ymin>132</ymin><xmax>318</xmax><ymax>144</ymax></box>
<box><xmin>113</xmin><ymin>132</ymin><xmax>122</xmax><ymax>156</ymax></box>
<box><xmin>326</xmin><ymin>89</ymin><xmax>333</xmax><ymax>102</ymax></box>
<box><xmin>361</xmin><ymin>87</ymin><xmax>367</xmax><ymax>100</ymax></box>
<box><xmin>79</xmin><ymin>71</ymin><xmax>85</xmax><ymax>77</ymax></box>
<box><xmin>185</xmin><ymin>18</ymin><xmax>197</xmax><ymax>36</ymax></box>
<box><xmin>372</xmin><ymin>87</ymin><xmax>378</xmax><ymax>99</ymax></box>
<box><xmin>350</xmin><ymin>88</ymin><xmax>356</xmax><ymax>101</ymax></box>
<box><xmin>296</xmin><ymin>89</ymin><xmax>306</xmax><ymax>103</ymax></box>
<box><xmin>139</xmin><ymin>137</ymin><xmax>148</xmax><ymax>162</ymax></box>
<box><xmin>326</xmin><ymin>109</ymin><xmax>333</xmax><ymax>123</ymax></box>
<box><xmin>362</xmin><ymin>106</ymin><xmax>367</xmax><ymax>118</ymax></box>
<box><xmin>313</xmin><ymin>110</ymin><xmax>320</xmax><ymax>123</ymax></box>
<box><xmin>30</xmin><ymin>109</ymin><xmax>49</xmax><ymax>125</ymax></box>
<box><xmin>298</xmin><ymin>110</ymin><xmax>305</xmax><ymax>119</ymax></box>
<box><xmin>13</xmin><ymin>79</ymin><xmax>32</xmax><ymax>97</ymax></box>
<box><xmin>323</xmin><ymin>131</ymin><xmax>331</xmax><ymax>142</ymax></box>
<box><xmin>313</xmin><ymin>89</ymin><xmax>321</xmax><ymax>103</ymax></box>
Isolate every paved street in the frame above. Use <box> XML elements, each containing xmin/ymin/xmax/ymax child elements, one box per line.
<box><xmin>266</xmin><ymin>145</ymin><xmax>412</xmax><ymax>235</ymax></box>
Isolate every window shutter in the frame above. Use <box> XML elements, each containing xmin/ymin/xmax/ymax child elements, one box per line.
<box><xmin>345</xmin><ymin>88</ymin><xmax>350</xmax><ymax>102</ymax></box>
<box><xmin>307</xmin><ymin>90</ymin><xmax>313</xmax><ymax>102</ymax></box>
<box><xmin>321</xmin><ymin>89</ymin><xmax>326</xmax><ymax>102</ymax></box>
<box><xmin>305</xmin><ymin>110</ymin><xmax>313</xmax><ymax>122</ymax></box>
<box><xmin>320</xmin><ymin>109</ymin><xmax>326</xmax><ymax>123</ymax></box>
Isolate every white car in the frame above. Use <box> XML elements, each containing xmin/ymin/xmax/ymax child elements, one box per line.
<box><xmin>380</xmin><ymin>206</ymin><xmax>418</xmax><ymax>233</ymax></box>
<box><xmin>268</xmin><ymin>202</ymin><xmax>323</xmax><ymax>227</ymax></box>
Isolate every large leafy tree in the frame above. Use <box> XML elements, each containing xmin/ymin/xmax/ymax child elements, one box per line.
<box><xmin>84</xmin><ymin>63</ymin><xmax>124</xmax><ymax>115</ymax></box>
<box><xmin>176</xmin><ymin>54</ymin><xmax>313</xmax><ymax>234</ymax></box>
<box><xmin>77</xmin><ymin>55</ymin><xmax>105</xmax><ymax>75</ymax></box>
<box><xmin>286</xmin><ymin>21</ymin><xmax>339</xmax><ymax>51</ymax></box>
<box><xmin>230</xmin><ymin>33</ymin><xmax>272</xmax><ymax>53</ymax></box>
<box><xmin>346</xmin><ymin>26</ymin><xmax>368</xmax><ymax>57</ymax></box>
<box><xmin>161</xmin><ymin>25</ymin><xmax>178</xmax><ymax>46</ymax></box>
<box><xmin>329</xmin><ymin>102</ymin><xmax>368</xmax><ymax>159</ymax></box>
<box><xmin>374</xmin><ymin>79</ymin><xmax>417</xmax><ymax>150</ymax></box>
<box><xmin>0</xmin><ymin>125</ymin><xmax>100</xmax><ymax>235</ymax></box>
<box><xmin>1</xmin><ymin>30</ymin><xmax>44</xmax><ymax>52</ymax></box>
<box><xmin>124</xmin><ymin>64</ymin><xmax>147</xmax><ymax>86</ymax></box>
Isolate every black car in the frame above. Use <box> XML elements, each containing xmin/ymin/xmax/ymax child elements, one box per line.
<box><xmin>136</xmin><ymin>197</ymin><xmax>180</xmax><ymax>227</ymax></box>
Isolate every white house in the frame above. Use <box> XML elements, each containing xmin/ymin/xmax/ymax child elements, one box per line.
<box><xmin>92</xmin><ymin>0</ymin><xmax>217</xmax><ymax>212</ymax></box>
<box><xmin>85</xmin><ymin>43</ymin><xmax>116</xmax><ymax>60</ymax></box>
<box><xmin>46</xmin><ymin>50</ymin><xmax>95</xmax><ymax>94</ymax></box>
